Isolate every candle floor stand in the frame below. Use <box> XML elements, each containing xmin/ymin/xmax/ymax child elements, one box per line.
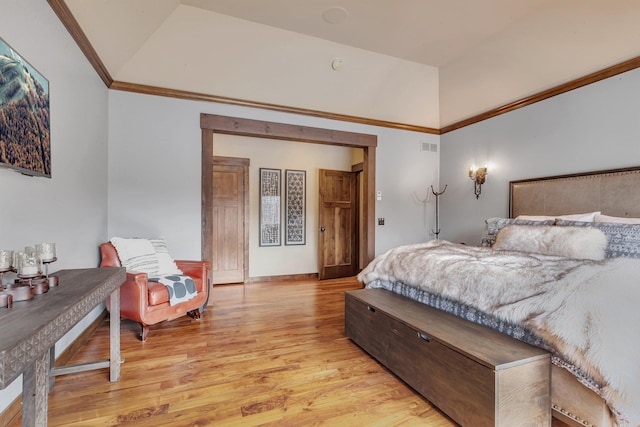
<box><xmin>5</xmin><ymin>280</ymin><xmax>35</xmax><ymax>302</ymax></box>
<box><xmin>0</xmin><ymin>268</ymin><xmax>13</xmax><ymax>308</ymax></box>
<box><xmin>0</xmin><ymin>258</ymin><xmax>58</xmax><ymax>307</ymax></box>
<box><xmin>0</xmin><ymin>268</ymin><xmax>35</xmax><ymax>303</ymax></box>
<box><xmin>42</xmin><ymin>257</ymin><xmax>58</xmax><ymax>287</ymax></box>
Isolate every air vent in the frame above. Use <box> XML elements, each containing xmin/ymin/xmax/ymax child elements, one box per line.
<box><xmin>421</xmin><ymin>142</ymin><xmax>438</xmax><ymax>153</ymax></box>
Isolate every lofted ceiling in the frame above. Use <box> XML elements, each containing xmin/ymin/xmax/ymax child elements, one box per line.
<box><xmin>181</xmin><ymin>0</ymin><xmax>550</xmax><ymax>68</ymax></box>
<box><xmin>61</xmin><ymin>0</ymin><xmax>640</xmax><ymax>130</ymax></box>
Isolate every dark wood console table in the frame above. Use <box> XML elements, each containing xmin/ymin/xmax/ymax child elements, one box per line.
<box><xmin>0</xmin><ymin>267</ymin><xmax>126</xmax><ymax>426</ymax></box>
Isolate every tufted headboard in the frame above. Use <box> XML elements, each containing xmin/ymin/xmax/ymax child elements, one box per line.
<box><xmin>509</xmin><ymin>166</ymin><xmax>640</xmax><ymax>219</ymax></box>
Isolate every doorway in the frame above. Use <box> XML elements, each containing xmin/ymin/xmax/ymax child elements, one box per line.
<box><xmin>201</xmin><ymin>114</ymin><xmax>377</xmax><ymax>284</ymax></box>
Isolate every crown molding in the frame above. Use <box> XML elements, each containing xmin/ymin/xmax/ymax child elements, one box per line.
<box><xmin>440</xmin><ymin>54</ymin><xmax>640</xmax><ymax>134</ymax></box>
<box><xmin>48</xmin><ymin>0</ymin><xmax>113</xmax><ymax>87</ymax></box>
<box><xmin>110</xmin><ymin>81</ymin><xmax>440</xmax><ymax>134</ymax></box>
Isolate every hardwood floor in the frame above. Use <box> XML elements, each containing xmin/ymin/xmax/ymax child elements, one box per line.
<box><xmin>8</xmin><ymin>277</ymin><xmax>455</xmax><ymax>426</ymax></box>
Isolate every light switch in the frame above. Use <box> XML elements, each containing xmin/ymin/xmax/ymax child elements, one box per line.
<box><xmin>376</xmin><ymin>191</ymin><xmax>382</xmax><ymax>201</ymax></box>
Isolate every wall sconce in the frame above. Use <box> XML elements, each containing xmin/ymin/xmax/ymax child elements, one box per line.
<box><xmin>468</xmin><ymin>166</ymin><xmax>488</xmax><ymax>199</ymax></box>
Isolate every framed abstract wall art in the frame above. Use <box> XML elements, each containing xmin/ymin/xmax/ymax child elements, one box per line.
<box><xmin>285</xmin><ymin>169</ymin><xmax>306</xmax><ymax>245</ymax></box>
<box><xmin>0</xmin><ymin>37</ymin><xmax>50</xmax><ymax>177</ymax></box>
<box><xmin>259</xmin><ymin>168</ymin><xmax>281</xmax><ymax>246</ymax></box>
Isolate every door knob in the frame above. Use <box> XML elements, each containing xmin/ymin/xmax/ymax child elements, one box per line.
<box><xmin>320</xmin><ymin>226</ymin><xmax>325</xmax><ymax>232</ymax></box>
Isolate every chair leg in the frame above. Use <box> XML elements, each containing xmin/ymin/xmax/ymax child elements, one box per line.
<box><xmin>140</xmin><ymin>324</ymin><xmax>149</xmax><ymax>342</ymax></box>
<box><xmin>187</xmin><ymin>309</ymin><xmax>201</xmax><ymax>320</ymax></box>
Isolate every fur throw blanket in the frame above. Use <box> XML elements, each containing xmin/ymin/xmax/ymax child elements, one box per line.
<box><xmin>358</xmin><ymin>240</ymin><xmax>640</xmax><ymax>426</ymax></box>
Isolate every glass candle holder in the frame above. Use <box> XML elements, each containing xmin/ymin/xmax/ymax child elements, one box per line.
<box><xmin>36</xmin><ymin>243</ymin><xmax>56</xmax><ymax>262</ymax></box>
<box><xmin>0</xmin><ymin>250</ymin><xmax>12</xmax><ymax>270</ymax></box>
<box><xmin>19</xmin><ymin>255</ymin><xmax>40</xmax><ymax>276</ymax></box>
<box><xmin>13</xmin><ymin>252</ymin><xmax>25</xmax><ymax>272</ymax></box>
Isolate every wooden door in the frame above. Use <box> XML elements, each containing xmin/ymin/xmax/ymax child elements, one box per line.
<box><xmin>318</xmin><ymin>169</ymin><xmax>358</xmax><ymax>280</ymax></box>
<box><xmin>212</xmin><ymin>161</ymin><xmax>246</xmax><ymax>284</ymax></box>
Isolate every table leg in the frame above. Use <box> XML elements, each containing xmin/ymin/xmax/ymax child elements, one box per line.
<box><xmin>109</xmin><ymin>287</ymin><xmax>121</xmax><ymax>382</ymax></box>
<box><xmin>48</xmin><ymin>346</ymin><xmax>55</xmax><ymax>393</ymax></box>
<box><xmin>22</xmin><ymin>351</ymin><xmax>49</xmax><ymax>427</ymax></box>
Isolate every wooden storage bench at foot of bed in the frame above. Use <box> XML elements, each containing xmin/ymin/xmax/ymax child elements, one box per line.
<box><xmin>345</xmin><ymin>289</ymin><xmax>551</xmax><ymax>427</ymax></box>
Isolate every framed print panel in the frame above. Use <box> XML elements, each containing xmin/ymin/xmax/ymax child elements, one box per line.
<box><xmin>285</xmin><ymin>169</ymin><xmax>306</xmax><ymax>245</ymax></box>
<box><xmin>259</xmin><ymin>168</ymin><xmax>281</xmax><ymax>246</ymax></box>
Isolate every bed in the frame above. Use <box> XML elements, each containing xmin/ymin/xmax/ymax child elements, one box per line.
<box><xmin>356</xmin><ymin>166</ymin><xmax>640</xmax><ymax>427</ymax></box>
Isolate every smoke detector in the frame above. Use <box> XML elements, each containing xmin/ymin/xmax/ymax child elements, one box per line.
<box><xmin>331</xmin><ymin>57</ymin><xmax>344</xmax><ymax>71</ymax></box>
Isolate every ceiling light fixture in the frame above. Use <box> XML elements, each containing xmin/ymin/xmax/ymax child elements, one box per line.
<box><xmin>322</xmin><ymin>7</ymin><xmax>348</xmax><ymax>24</ymax></box>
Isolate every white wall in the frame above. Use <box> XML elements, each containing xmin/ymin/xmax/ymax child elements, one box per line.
<box><xmin>0</xmin><ymin>0</ymin><xmax>109</xmax><ymax>414</ymax></box>
<box><xmin>440</xmin><ymin>67</ymin><xmax>640</xmax><ymax>245</ymax></box>
<box><xmin>107</xmin><ymin>90</ymin><xmax>440</xmax><ymax>265</ymax></box>
<box><xmin>375</xmin><ymin>129</ymin><xmax>441</xmax><ymax>251</ymax></box>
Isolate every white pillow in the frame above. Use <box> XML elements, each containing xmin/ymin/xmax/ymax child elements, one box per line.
<box><xmin>110</xmin><ymin>237</ymin><xmax>159</xmax><ymax>275</ymax></box>
<box><xmin>493</xmin><ymin>225</ymin><xmax>607</xmax><ymax>260</ymax></box>
<box><xmin>557</xmin><ymin>211</ymin><xmax>600</xmax><ymax>222</ymax></box>
<box><xmin>595</xmin><ymin>214</ymin><xmax>640</xmax><ymax>224</ymax></box>
<box><xmin>515</xmin><ymin>215</ymin><xmax>555</xmax><ymax>221</ymax></box>
<box><xmin>149</xmin><ymin>237</ymin><xmax>183</xmax><ymax>276</ymax></box>
<box><xmin>516</xmin><ymin>211</ymin><xmax>600</xmax><ymax>222</ymax></box>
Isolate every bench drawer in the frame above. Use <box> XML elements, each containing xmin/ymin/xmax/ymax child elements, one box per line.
<box><xmin>344</xmin><ymin>293</ymin><xmax>392</xmax><ymax>366</ymax></box>
<box><xmin>384</xmin><ymin>314</ymin><xmax>496</xmax><ymax>426</ymax></box>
